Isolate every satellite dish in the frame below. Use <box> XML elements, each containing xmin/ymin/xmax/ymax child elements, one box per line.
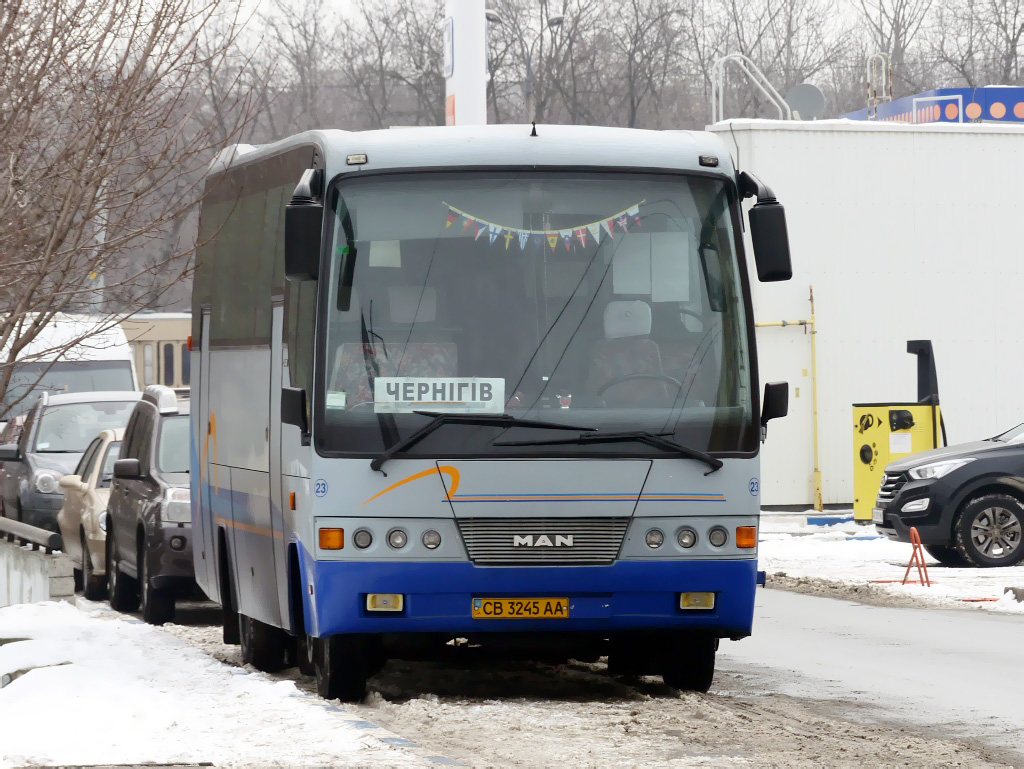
<box><xmin>785</xmin><ymin>83</ymin><xmax>826</xmax><ymax>120</ymax></box>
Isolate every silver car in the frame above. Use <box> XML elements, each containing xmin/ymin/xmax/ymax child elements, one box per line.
<box><xmin>0</xmin><ymin>391</ymin><xmax>140</xmax><ymax>532</ymax></box>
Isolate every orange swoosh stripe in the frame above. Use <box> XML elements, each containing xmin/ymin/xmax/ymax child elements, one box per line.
<box><xmin>362</xmin><ymin>465</ymin><xmax>461</xmax><ymax>506</ymax></box>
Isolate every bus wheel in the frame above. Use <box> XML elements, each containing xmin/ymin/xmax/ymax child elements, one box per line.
<box><xmin>297</xmin><ymin>634</ymin><xmax>316</xmax><ymax>676</ymax></box>
<box><xmin>662</xmin><ymin>637</ymin><xmax>717</xmax><ymax>693</ymax></box>
<box><xmin>239</xmin><ymin>613</ymin><xmax>287</xmax><ymax>673</ymax></box>
<box><xmin>315</xmin><ymin>635</ymin><xmax>370</xmax><ymax>702</ymax></box>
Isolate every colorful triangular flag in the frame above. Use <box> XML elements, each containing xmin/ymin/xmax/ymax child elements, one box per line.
<box><xmin>518</xmin><ymin>231</ymin><xmax>530</xmax><ymax>250</ymax></box>
<box><xmin>616</xmin><ymin>214</ymin><xmax>628</xmax><ymax>232</ymax></box>
<box><xmin>474</xmin><ymin>222</ymin><xmax>485</xmax><ymax>240</ymax></box>
<box><xmin>546</xmin><ymin>233</ymin><xmax>558</xmax><ymax>250</ymax></box>
<box><xmin>504</xmin><ymin>230</ymin><xmax>515</xmax><ymax>249</ymax></box>
<box><xmin>587</xmin><ymin>223</ymin><xmax>601</xmax><ymax>244</ymax></box>
<box><xmin>445</xmin><ymin>212</ymin><xmax>456</xmax><ymax>228</ymax></box>
<box><xmin>602</xmin><ymin>218</ymin><xmax>615</xmax><ymax>238</ymax></box>
<box><xmin>574</xmin><ymin>227</ymin><xmax>588</xmax><ymax>247</ymax></box>
<box><xmin>462</xmin><ymin>216</ymin><xmax>473</xmax><ymax>234</ymax></box>
<box><xmin>489</xmin><ymin>224</ymin><xmax>501</xmax><ymax>244</ymax></box>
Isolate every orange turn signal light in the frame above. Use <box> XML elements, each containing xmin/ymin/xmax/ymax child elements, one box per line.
<box><xmin>186</xmin><ymin>335</ymin><xmax>193</xmax><ymax>352</ymax></box>
<box><xmin>736</xmin><ymin>526</ymin><xmax>757</xmax><ymax>549</ymax></box>
<box><xmin>319</xmin><ymin>528</ymin><xmax>344</xmax><ymax>550</ymax></box>
<box><xmin>289</xmin><ymin>492</ymin><xmax>296</xmax><ymax>511</ymax></box>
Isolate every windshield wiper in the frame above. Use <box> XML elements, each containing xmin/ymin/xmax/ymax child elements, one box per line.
<box><xmin>494</xmin><ymin>431</ymin><xmax>723</xmax><ymax>475</ymax></box>
<box><xmin>370</xmin><ymin>411</ymin><xmax>596</xmax><ymax>474</ymax></box>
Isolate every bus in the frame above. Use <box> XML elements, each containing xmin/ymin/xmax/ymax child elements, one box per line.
<box><xmin>1</xmin><ymin>313</ymin><xmax>139</xmax><ymax>425</ymax></box>
<box><xmin>191</xmin><ymin>124</ymin><xmax>792</xmax><ymax>701</ymax></box>
<box><xmin>120</xmin><ymin>312</ymin><xmax>191</xmax><ymax>392</ymax></box>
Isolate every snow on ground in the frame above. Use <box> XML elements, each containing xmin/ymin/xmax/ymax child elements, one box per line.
<box><xmin>0</xmin><ymin>601</ymin><xmax>427</xmax><ymax>768</ymax></box>
<box><xmin>759</xmin><ymin>511</ymin><xmax>1024</xmax><ymax>614</ymax></box>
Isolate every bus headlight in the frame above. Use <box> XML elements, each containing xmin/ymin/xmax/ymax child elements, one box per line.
<box><xmin>353</xmin><ymin>529</ymin><xmax>373</xmax><ymax>549</ymax></box>
<box><xmin>422</xmin><ymin>530</ymin><xmax>441</xmax><ymax>549</ymax></box>
<box><xmin>677</xmin><ymin>528</ymin><xmax>697</xmax><ymax>548</ymax></box>
<box><xmin>645</xmin><ymin>528</ymin><xmax>665</xmax><ymax>548</ymax></box>
<box><xmin>34</xmin><ymin>472</ymin><xmax>59</xmax><ymax>494</ymax></box>
<box><xmin>387</xmin><ymin>528</ymin><xmax>408</xmax><ymax>549</ymax></box>
<box><xmin>708</xmin><ymin>527</ymin><xmax>728</xmax><ymax>547</ymax></box>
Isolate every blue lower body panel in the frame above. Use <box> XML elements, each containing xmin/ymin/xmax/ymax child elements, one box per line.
<box><xmin>301</xmin><ymin>552</ymin><xmax>757</xmax><ymax>638</ymax></box>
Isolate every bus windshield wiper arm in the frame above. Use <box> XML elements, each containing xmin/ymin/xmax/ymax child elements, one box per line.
<box><xmin>370</xmin><ymin>411</ymin><xmax>596</xmax><ymax>474</ymax></box>
<box><xmin>494</xmin><ymin>430</ymin><xmax>724</xmax><ymax>475</ymax></box>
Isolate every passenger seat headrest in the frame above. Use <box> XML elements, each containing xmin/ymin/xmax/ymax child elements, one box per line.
<box><xmin>604</xmin><ymin>300</ymin><xmax>652</xmax><ymax>339</ymax></box>
<box><xmin>388</xmin><ymin>286</ymin><xmax>437</xmax><ymax>324</ymax></box>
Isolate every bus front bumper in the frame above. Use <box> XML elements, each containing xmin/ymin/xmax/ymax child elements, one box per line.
<box><xmin>303</xmin><ymin>557</ymin><xmax>758</xmax><ymax>638</ymax></box>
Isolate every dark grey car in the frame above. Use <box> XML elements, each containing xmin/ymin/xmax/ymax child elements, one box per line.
<box><xmin>105</xmin><ymin>385</ymin><xmax>196</xmax><ymax>624</ymax></box>
<box><xmin>0</xmin><ymin>392</ymin><xmax>139</xmax><ymax>531</ymax></box>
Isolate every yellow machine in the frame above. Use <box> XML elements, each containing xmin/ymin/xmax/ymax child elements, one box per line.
<box><xmin>852</xmin><ymin>341</ymin><xmax>945</xmax><ymax>524</ymax></box>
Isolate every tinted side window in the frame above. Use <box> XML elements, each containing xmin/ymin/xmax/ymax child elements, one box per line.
<box><xmin>121</xmin><ymin>411</ymin><xmax>141</xmax><ymax>459</ymax></box>
<box><xmin>19</xmin><ymin>406</ymin><xmax>37</xmax><ymax>453</ymax></box>
<box><xmin>135</xmin><ymin>411</ymin><xmax>155</xmax><ymax>476</ymax></box>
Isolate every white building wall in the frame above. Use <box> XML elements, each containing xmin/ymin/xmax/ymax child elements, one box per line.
<box><xmin>711</xmin><ymin>120</ymin><xmax>1024</xmax><ymax>507</ymax></box>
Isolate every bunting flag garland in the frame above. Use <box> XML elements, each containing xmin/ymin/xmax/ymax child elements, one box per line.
<box><xmin>442</xmin><ymin>200</ymin><xmax>645</xmax><ymax>252</ymax></box>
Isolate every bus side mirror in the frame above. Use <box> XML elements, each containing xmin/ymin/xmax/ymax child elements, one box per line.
<box><xmin>285</xmin><ymin>169</ymin><xmax>323</xmax><ymax>282</ymax></box>
<box><xmin>282</xmin><ymin>387</ymin><xmax>309</xmax><ymax>436</ymax></box>
<box><xmin>739</xmin><ymin>170</ymin><xmax>792</xmax><ymax>283</ymax></box>
<box><xmin>749</xmin><ymin>202</ymin><xmax>792</xmax><ymax>282</ymax></box>
<box><xmin>760</xmin><ymin>382</ymin><xmax>788</xmax><ymax>439</ymax></box>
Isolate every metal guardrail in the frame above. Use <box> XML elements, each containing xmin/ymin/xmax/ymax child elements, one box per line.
<box><xmin>0</xmin><ymin>516</ymin><xmax>63</xmax><ymax>553</ymax></box>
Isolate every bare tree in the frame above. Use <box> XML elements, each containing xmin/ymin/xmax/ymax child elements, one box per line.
<box><xmin>0</xmin><ymin>0</ymin><xmax>256</xmax><ymax>418</ymax></box>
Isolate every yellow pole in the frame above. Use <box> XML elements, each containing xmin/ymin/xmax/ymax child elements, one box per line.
<box><xmin>753</xmin><ymin>286</ymin><xmax>823</xmax><ymax>511</ymax></box>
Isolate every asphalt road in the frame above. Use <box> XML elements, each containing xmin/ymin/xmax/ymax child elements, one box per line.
<box><xmin>719</xmin><ymin>588</ymin><xmax>1024</xmax><ymax>762</ymax></box>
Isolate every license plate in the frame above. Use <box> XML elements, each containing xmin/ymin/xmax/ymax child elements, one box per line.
<box><xmin>872</xmin><ymin>507</ymin><xmax>884</xmax><ymax>524</ymax></box>
<box><xmin>472</xmin><ymin>597</ymin><xmax>569</xmax><ymax>619</ymax></box>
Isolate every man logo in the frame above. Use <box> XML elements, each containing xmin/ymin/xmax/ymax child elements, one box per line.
<box><xmin>513</xmin><ymin>534</ymin><xmax>574</xmax><ymax>547</ymax></box>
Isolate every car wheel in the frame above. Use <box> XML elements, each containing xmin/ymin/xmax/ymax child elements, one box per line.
<box><xmin>954</xmin><ymin>493</ymin><xmax>1024</xmax><ymax>567</ymax></box>
<box><xmin>239</xmin><ymin>613</ymin><xmax>287</xmax><ymax>672</ymax></box>
<box><xmin>314</xmin><ymin>635</ymin><xmax>371</xmax><ymax>702</ymax></box>
<box><xmin>662</xmin><ymin>637</ymin><xmax>717</xmax><ymax>693</ymax></box>
<box><xmin>81</xmin><ymin>530</ymin><xmax>105</xmax><ymax>600</ymax></box>
<box><xmin>106</xmin><ymin>530</ymin><xmax>139</xmax><ymax>612</ymax></box>
<box><xmin>139</xmin><ymin>542</ymin><xmax>174</xmax><ymax>625</ymax></box>
<box><xmin>923</xmin><ymin>544</ymin><xmax>969</xmax><ymax>567</ymax></box>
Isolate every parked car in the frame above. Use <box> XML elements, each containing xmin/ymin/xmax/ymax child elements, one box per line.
<box><xmin>56</xmin><ymin>428</ymin><xmax>123</xmax><ymax>599</ymax></box>
<box><xmin>0</xmin><ymin>392</ymin><xmax>140</xmax><ymax>532</ymax></box>
<box><xmin>106</xmin><ymin>385</ymin><xmax>194</xmax><ymax>624</ymax></box>
<box><xmin>0</xmin><ymin>415</ymin><xmax>27</xmax><ymax>516</ymax></box>
<box><xmin>874</xmin><ymin>422</ymin><xmax>1024</xmax><ymax>567</ymax></box>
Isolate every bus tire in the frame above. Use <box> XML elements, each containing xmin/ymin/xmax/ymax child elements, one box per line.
<box><xmin>315</xmin><ymin>635</ymin><xmax>370</xmax><ymax>702</ymax></box>
<box><xmin>662</xmin><ymin>637</ymin><xmax>717</xmax><ymax>693</ymax></box>
<box><xmin>239</xmin><ymin>613</ymin><xmax>287</xmax><ymax>673</ymax></box>
<box><xmin>218</xmin><ymin>535</ymin><xmax>240</xmax><ymax>645</ymax></box>
<box><xmin>297</xmin><ymin>635</ymin><xmax>316</xmax><ymax>676</ymax></box>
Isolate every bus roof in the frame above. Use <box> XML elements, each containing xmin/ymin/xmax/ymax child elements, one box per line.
<box><xmin>208</xmin><ymin>124</ymin><xmax>735</xmax><ymax>181</ymax></box>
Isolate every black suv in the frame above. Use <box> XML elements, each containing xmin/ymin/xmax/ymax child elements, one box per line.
<box><xmin>874</xmin><ymin>423</ymin><xmax>1024</xmax><ymax>567</ymax></box>
<box><xmin>106</xmin><ymin>385</ymin><xmax>195</xmax><ymax>623</ymax></box>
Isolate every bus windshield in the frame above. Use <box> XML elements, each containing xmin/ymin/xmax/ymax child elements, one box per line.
<box><xmin>318</xmin><ymin>170</ymin><xmax>755</xmax><ymax>458</ymax></box>
<box><xmin>3</xmin><ymin>361</ymin><xmax>135</xmax><ymax>418</ymax></box>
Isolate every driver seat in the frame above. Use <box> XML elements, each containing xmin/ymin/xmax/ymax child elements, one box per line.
<box><xmin>586</xmin><ymin>300</ymin><xmax>669</xmax><ymax>406</ymax></box>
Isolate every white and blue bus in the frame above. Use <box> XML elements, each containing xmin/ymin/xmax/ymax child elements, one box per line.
<box><xmin>191</xmin><ymin>124</ymin><xmax>791</xmax><ymax>701</ymax></box>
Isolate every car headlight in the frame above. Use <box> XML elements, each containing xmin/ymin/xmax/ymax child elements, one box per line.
<box><xmin>161</xmin><ymin>487</ymin><xmax>191</xmax><ymax>523</ymax></box>
<box><xmin>908</xmin><ymin>457</ymin><xmax>975</xmax><ymax>480</ymax></box>
<box><xmin>34</xmin><ymin>472</ymin><xmax>59</xmax><ymax>494</ymax></box>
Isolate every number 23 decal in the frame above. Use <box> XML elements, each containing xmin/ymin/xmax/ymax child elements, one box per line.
<box><xmin>315</xmin><ymin>479</ymin><xmax>328</xmax><ymax>497</ymax></box>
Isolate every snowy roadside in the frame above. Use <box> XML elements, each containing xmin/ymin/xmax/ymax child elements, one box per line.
<box><xmin>0</xmin><ymin>601</ymin><xmax>433</xmax><ymax>768</ymax></box>
<box><xmin>759</xmin><ymin>511</ymin><xmax>1024</xmax><ymax>614</ymax></box>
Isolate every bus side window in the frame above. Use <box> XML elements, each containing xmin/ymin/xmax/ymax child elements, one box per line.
<box><xmin>163</xmin><ymin>343</ymin><xmax>175</xmax><ymax>387</ymax></box>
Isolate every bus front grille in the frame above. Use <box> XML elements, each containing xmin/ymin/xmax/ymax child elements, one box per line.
<box><xmin>456</xmin><ymin>517</ymin><xmax>630</xmax><ymax>565</ymax></box>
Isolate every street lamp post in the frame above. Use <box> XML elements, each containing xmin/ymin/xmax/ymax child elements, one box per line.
<box><xmin>486</xmin><ymin>9</ymin><xmax>564</xmax><ymax>122</ymax></box>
